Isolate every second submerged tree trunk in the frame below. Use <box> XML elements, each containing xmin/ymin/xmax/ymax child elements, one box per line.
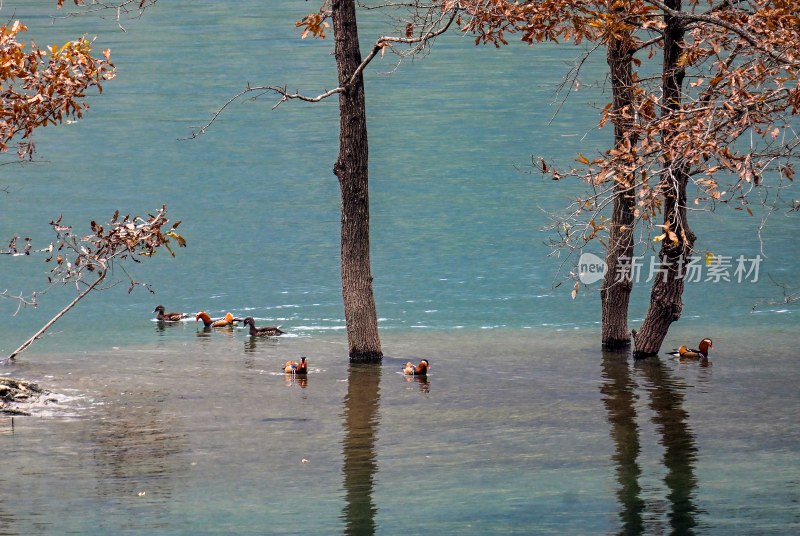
<box><xmin>634</xmin><ymin>0</ymin><xmax>693</xmax><ymax>357</ymax></box>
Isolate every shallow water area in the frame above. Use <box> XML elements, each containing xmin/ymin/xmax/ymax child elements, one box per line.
<box><xmin>2</xmin><ymin>328</ymin><xmax>799</xmax><ymax>534</ymax></box>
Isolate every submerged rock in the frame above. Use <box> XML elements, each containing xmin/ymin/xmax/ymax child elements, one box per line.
<box><xmin>0</xmin><ymin>377</ymin><xmax>48</xmax><ymax>416</ymax></box>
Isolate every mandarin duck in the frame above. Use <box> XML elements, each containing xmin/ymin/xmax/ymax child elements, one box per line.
<box><xmin>667</xmin><ymin>338</ymin><xmax>713</xmax><ymax>359</ymax></box>
<box><xmin>242</xmin><ymin>317</ymin><xmax>285</xmax><ymax>337</ymax></box>
<box><xmin>196</xmin><ymin>311</ymin><xmax>238</xmax><ymax>328</ymax></box>
<box><xmin>283</xmin><ymin>356</ymin><xmax>308</xmax><ymax>375</ymax></box>
<box><xmin>403</xmin><ymin>359</ymin><xmax>430</xmax><ymax>376</ymax></box>
<box><xmin>153</xmin><ymin>305</ymin><xmax>189</xmax><ymax>322</ymax></box>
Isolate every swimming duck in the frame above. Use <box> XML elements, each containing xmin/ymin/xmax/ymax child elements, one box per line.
<box><xmin>153</xmin><ymin>305</ymin><xmax>189</xmax><ymax>322</ymax></box>
<box><xmin>403</xmin><ymin>359</ymin><xmax>430</xmax><ymax>376</ymax></box>
<box><xmin>242</xmin><ymin>317</ymin><xmax>285</xmax><ymax>337</ymax></box>
<box><xmin>195</xmin><ymin>311</ymin><xmax>237</xmax><ymax>328</ymax></box>
<box><xmin>667</xmin><ymin>338</ymin><xmax>713</xmax><ymax>359</ymax></box>
<box><xmin>284</xmin><ymin>356</ymin><xmax>308</xmax><ymax>375</ymax></box>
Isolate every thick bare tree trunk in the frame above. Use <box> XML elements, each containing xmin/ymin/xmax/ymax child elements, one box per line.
<box><xmin>634</xmin><ymin>0</ymin><xmax>694</xmax><ymax>358</ymax></box>
<box><xmin>601</xmin><ymin>13</ymin><xmax>638</xmax><ymax>349</ymax></box>
<box><xmin>332</xmin><ymin>0</ymin><xmax>383</xmax><ymax>361</ymax></box>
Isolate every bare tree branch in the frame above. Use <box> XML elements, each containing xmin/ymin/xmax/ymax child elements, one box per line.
<box><xmin>5</xmin><ymin>205</ymin><xmax>186</xmax><ymax>360</ymax></box>
<box><xmin>7</xmin><ymin>269</ymin><xmax>106</xmax><ymax>360</ymax></box>
<box><xmin>182</xmin><ymin>6</ymin><xmax>458</xmax><ymax>140</ymax></box>
<box><xmin>52</xmin><ymin>0</ymin><xmax>158</xmax><ymax>31</ymax></box>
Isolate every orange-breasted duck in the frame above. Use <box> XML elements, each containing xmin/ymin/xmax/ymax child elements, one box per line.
<box><xmin>403</xmin><ymin>359</ymin><xmax>430</xmax><ymax>376</ymax></box>
<box><xmin>283</xmin><ymin>356</ymin><xmax>308</xmax><ymax>375</ymax></box>
<box><xmin>153</xmin><ymin>305</ymin><xmax>189</xmax><ymax>322</ymax></box>
<box><xmin>195</xmin><ymin>311</ymin><xmax>238</xmax><ymax>328</ymax></box>
<box><xmin>242</xmin><ymin>317</ymin><xmax>286</xmax><ymax>337</ymax></box>
<box><xmin>667</xmin><ymin>338</ymin><xmax>713</xmax><ymax>359</ymax></box>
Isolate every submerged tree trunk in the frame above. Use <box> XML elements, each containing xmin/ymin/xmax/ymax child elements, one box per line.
<box><xmin>634</xmin><ymin>0</ymin><xmax>693</xmax><ymax>358</ymax></box>
<box><xmin>601</xmin><ymin>13</ymin><xmax>638</xmax><ymax>349</ymax></box>
<box><xmin>332</xmin><ymin>0</ymin><xmax>383</xmax><ymax>361</ymax></box>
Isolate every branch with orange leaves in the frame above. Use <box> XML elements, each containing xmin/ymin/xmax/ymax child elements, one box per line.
<box><xmin>645</xmin><ymin>0</ymin><xmax>800</xmax><ymax>67</ymax></box>
<box><xmin>0</xmin><ymin>20</ymin><xmax>115</xmax><ymax>159</ymax></box>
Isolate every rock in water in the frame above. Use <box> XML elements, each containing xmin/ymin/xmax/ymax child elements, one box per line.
<box><xmin>1</xmin><ymin>377</ymin><xmax>47</xmax><ymax>415</ymax></box>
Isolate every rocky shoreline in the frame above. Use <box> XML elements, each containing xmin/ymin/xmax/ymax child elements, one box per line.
<box><xmin>0</xmin><ymin>377</ymin><xmax>52</xmax><ymax>415</ymax></box>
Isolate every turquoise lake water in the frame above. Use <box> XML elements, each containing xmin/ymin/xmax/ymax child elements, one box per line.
<box><xmin>1</xmin><ymin>1</ymin><xmax>798</xmax><ymax>534</ymax></box>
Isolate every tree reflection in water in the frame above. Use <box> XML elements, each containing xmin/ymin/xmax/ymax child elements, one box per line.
<box><xmin>636</xmin><ymin>357</ymin><xmax>700</xmax><ymax>534</ymax></box>
<box><xmin>601</xmin><ymin>351</ymin><xmax>700</xmax><ymax>535</ymax></box>
<box><xmin>340</xmin><ymin>363</ymin><xmax>381</xmax><ymax>535</ymax></box>
<box><xmin>601</xmin><ymin>349</ymin><xmax>645</xmax><ymax>534</ymax></box>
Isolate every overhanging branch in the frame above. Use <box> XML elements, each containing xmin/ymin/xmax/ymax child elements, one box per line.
<box><xmin>182</xmin><ymin>8</ymin><xmax>459</xmax><ymax>140</ymax></box>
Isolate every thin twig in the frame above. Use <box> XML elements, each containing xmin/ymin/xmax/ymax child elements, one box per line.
<box><xmin>7</xmin><ymin>270</ymin><xmax>106</xmax><ymax>360</ymax></box>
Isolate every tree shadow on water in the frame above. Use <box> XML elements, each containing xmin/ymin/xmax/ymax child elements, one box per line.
<box><xmin>340</xmin><ymin>362</ymin><xmax>381</xmax><ymax>535</ymax></box>
<box><xmin>601</xmin><ymin>350</ymin><xmax>701</xmax><ymax>535</ymax></box>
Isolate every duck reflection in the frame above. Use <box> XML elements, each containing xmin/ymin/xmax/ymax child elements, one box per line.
<box><xmin>601</xmin><ymin>351</ymin><xmax>699</xmax><ymax>535</ymax></box>
<box><xmin>695</xmin><ymin>359</ymin><xmax>713</xmax><ymax>386</ymax></box>
<box><xmin>404</xmin><ymin>374</ymin><xmax>430</xmax><ymax>394</ymax></box>
<box><xmin>196</xmin><ymin>326</ymin><xmax>214</xmax><ymax>339</ymax></box>
<box><xmin>285</xmin><ymin>375</ymin><xmax>308</xmax><ymax>389</ymax></box>
<box><xmin>340</xmin><ymin>363</ymin><xmax>381</xmax><ymax>535</ymax></box>
<box><xmin>195</xmin><ymin>326</ymin><xmax>237</xmax><ymax>340</ymax></box>
<box><xmin>153</xmin><ymin>321</ymin><xmax>185</xmax><ymax>336</ymax></box>
<box><xmin>242</xmin><ymin>337</ymin><xmax>279</xmax><ymax>354</ymax></box>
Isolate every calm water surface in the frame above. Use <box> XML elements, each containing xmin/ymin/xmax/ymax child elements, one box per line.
<box><xmin>1</xmin><ymin>1</ymin><xmax>798</xmax><ymax>534</ymax></box>
<box><xmin>2</xmin><ymin>329</ymin><xmax>799</xmax><ymax>534</ymax></box>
